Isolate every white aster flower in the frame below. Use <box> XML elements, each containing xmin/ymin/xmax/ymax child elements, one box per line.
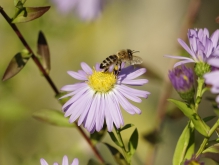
<box><xmin>60</xmin><ymin>62</ymin><xmax>150</xmax><ymax>132</ymax></box>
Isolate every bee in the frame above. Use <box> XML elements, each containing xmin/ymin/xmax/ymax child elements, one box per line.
<box><xmin>100</xmin><ymin>49</ymin><xmax>143</xmax><ymax>75</ymax></box>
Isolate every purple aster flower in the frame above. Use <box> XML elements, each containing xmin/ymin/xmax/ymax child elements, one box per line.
<box><xmin>166</xmin><ymin>28</ymin><xmax>219</xmax><ymax>68</ymax></box>
<box><xmin>169</xmin><ymin>65</ymin><xmax>195</xmax><ymax>102</ymax></box>
<box><xmin>51</xmin><ymin>0</ymin><xmax>104</xmax><ymax>21</ymax></box>
<box><xmin>60</xmin><ymin>62</ymin><xmax>150</xmax><ymax>133</ymax></box>
<box><xmin>204</xmin><ymin>58</ymin><xmax>219</xmax><ymax>105</ymax></box>
<box><xmin>40</xmin><ymin>155</ymin><xmax>79</xmax><ymax>165</ymax></box>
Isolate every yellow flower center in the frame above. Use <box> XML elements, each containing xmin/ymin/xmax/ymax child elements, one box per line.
<box><xmin>88</xmin><ymin>69</ymin><xmax>117</xmax><ymax>93</ymax></box>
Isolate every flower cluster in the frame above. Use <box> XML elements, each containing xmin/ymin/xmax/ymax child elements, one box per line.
<box><xmin>40</xmin><ymin>156</ymin><xmax>79</xmax><ymax>165</ymax></box>
<box><xmin>60</xmin><ymin>62</ymin><xmax>150</xmax><ymax>133</ymax></box>
<box><xmin>166</xmin><ymin>28</ymin><xmax>219</xmax><ymax>68</ymax></box>
<box><xmin>51</xmin><ymin>0</ymin><xmax>105</xmax><ymax>21</ymax></box>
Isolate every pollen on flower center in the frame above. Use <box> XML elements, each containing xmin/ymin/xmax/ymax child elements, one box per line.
<box><xmin>88</xmin><ymin>70</ymin><xmax>116</xmax><ymax>93</ymax></box>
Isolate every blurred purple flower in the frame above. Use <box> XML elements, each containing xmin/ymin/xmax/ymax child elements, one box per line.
<box><xmin>166</xmin><ymin>28</ymin><xmax>219</xmax><ymax>67</ymax></box>
<box><xmin>51</xmin><ymin>0</ymin><xmax>104</xmax><ymax>21</ymax></box>
<box><xmin>40</xmin><ymin>155</ymin><xmax>79</xmax><ymax>165</ymax></box>
<box><xmin>168</xmin><ymin>65</ymin><xmax>195</xmax><ymax>101</ymax></box>
<box><xmin>204</xmin><ymin>58</ymin><xmax>219</xmax><ymax>105</ymax></box>
<box><xmin>60</xmin><ymin>62</ymin><xmax>150</xmax><ymax>133</ymax></box>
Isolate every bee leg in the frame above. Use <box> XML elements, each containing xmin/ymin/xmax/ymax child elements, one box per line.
<box><xmin>113</xmin><ymin>62</ymin><xmax>122</xmax><ymax>76</ymax></box>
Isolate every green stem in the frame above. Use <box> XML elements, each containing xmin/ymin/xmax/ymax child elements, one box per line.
<box><xmin>196</xmin><ymin>119</ymin><xmax>219</xmax><ymax>157</ymax></box>
<box><xmin>194</xmin><ymin>77</ymin><xmax>205</xmax><ymax>112</ymax></box>
<box><xmin>114</xmin><ymin>125</ymin><xmax>131</xmax><ymax>164</ymax></box>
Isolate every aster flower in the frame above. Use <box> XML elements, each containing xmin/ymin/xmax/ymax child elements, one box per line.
<box><xmin>51</xmin><ymin>0</ymin><xmax>105</xmax><ymax>21</ymax></box>
<box><xmin>168</xmin><ymin>65</ymin><xmax>195</xmax><ymax>102</ymax></box>
<box><xmin>204</xmin><ymin>58</ymin><xmax>219</xmax><ymax>105</ymax></box>
<box><xmin>40</xmin><ymin>155</ymin><xmax>79</xmax><ymax>165</ymax></box>
<box><xmin>166</xmin><ymin>28</ymin><xmax>219</xmax><ymax>68</ymax></box>
<box><xmin>60</xmin><ymin>62</ymin><xmax>150</xmax><ymax>132</ymax></box>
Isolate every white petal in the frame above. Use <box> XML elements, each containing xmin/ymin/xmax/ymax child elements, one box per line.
<box><xmin>95</xmin><ymin>94</ymin><xmax>105</xmax><ymax>131</ymax></box>
<box><xmin>105</xmin><ymin>96</ymin><xmax>114</xmax><ymax>132</ymax></box>
<box><xmin>121</xmin><ymin>79</ymin><xmax>148</xmax><ymax>86</ymax></box>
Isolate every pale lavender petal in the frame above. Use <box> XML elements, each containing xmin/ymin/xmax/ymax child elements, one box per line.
<box><xmin>118</xmin><ymin>84</ymin><xmax>150</xmax><ymax>99</ymax></box>
<box><xmin>115</xmin><ymin>85</ymin><xmax>142</xmax><ymax>103</ymax></box>
<box><xmin>84</xmin><ymin>94</ymin><xmax>99</xmax><ymax>132</ymax></box>
<box><xmin>105</xmin><ymin>96</ymin><xmax>114</xmax><ymax>131</ymax></box>
<box><xmin>61</xmin><ymin>82</ymin><xmax>86</xmax><ymax>91</ymax></box>
<box><xmin>109</xmin><ymin>92</ymin><xmax>124</xmax><ymax>128</ymax></box>
<box><xmin>67</xmin><ymin>71</ymin><xmax>87</xmax><ymax>80</ymax></box>
<box><xmin>211</xmin><ymin>29</ymin><xmax>219</xmax><ymax>47</ymax></box>
<box><xmin>78</xmin><ymin>70</ymin><xmax>87</xmax><ymax>77</ymax></box>
<box><xmin>113</xmin><ymin>89</ymin><xmax>141</xmax><ymax>114</ymax></box>
<box><xmin>95</xmin><ymin>94</ymin><xmax>105</xmax><ymax>131</ymax></box>
<box><xmin>211</xmin><ymin>86</ymin><xmax>219</xmax><ymax>94</ymax></box>
<box><xmin>164</xmin><ymin>55</ymin><xmax>195</xmax><ymax>60</ymax></box>
<box><xmin>207</xmin><ymin>58</ymin><xmax>219</xmax><ymax>67</ymax></box>
<box><xmin>78</xmin><ymin>91</ymin><xmax>94</xmax><ymax>126</ymax></box>
<box><xmin>62</xmin><ymin>155</ymin><xmax>68</xmax><ymax>165</ymax></box>
<box><xmin>173</xmin><ymin>59</ymin><xmax>195</xmax><ymax>68</ymax></box>
<box><xmin>71</xmin><ymin>158</ymin><xmax>79</xmax><ymax>165</ymax></box>
<box><xmin>189</xmin><ymin>36</ymin><xmax>198</xmax><ymax>53</ymax></box>
<box><xmin>53</xmin><ymin>163</ymin><xmax>58</xmax><ymax>165</ymax></box>
<box><xmin>62</xmin><ymin>85</ymin><xmax>90</xmax><ymax>110</ymax></box>
<box><xmin>81</xmin><ymin>62</ymin><xmax>93</xmax><ymax>75</ymax></box>
<box><xmin>122</xmin><ymin>68</ymin><xmax>146</xmax><ymax>80</ymax></box>
<box><xmin>178</xmin><ymin>38</ymin><xmax>196</xmax><ymax>57</ymax></box>
<box><xmin>121</xmin><ymin>79</ymin><xmax>148</xmax><ymax>86</ymax></box>
<box><xmin>204</xmin><ymin>38</ymin><xmax>213</xmax><ymax>58</ymax></box>
<box><xmin>40</xmin><ymin>159</ymin><xmax>49</xmax><ymax>165</ymax></box>
<box><xmin>204</xmin><ymin>71</ymin><xmax>219</xmax><ymax>85</ymax></box>
<box><xmin>60</xmin><ymin>83</ymin><xmax>87</xmax><ymax>100</ymax></box>
<box><xmin>216</xmin><ymin>95</ymin><xmax>219</xmax><ymax>103</ymax></box>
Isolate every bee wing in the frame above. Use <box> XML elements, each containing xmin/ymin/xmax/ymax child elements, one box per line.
<box><xmin>130</xmin><ymin>56</ymin><xmax>143</xmax><ymax>65</ymax></box>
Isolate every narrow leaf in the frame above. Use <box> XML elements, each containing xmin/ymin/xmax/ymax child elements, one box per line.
<box><xmin>119</xmin><ymin>124</ymin><xmax>134</xmax><ymax>132</ymax></box>
<box><xmin>202</xmin><ymin>143</ymin><xmax>219</xmax><ymax>163</ymax></box>
<box><xmin>104</xmin><ymin>143</ymin><xmax>128</xmax><ymax>165</ymax></box>
<box><xmin>108</xmin><ymin>132</ymin><xmax>123</xmax><ymax>147</ymax></box>
<box><xmin>90</xmin><ymin>124</ymin><xmax>107</xmax><ymax>145</ymax></box>
<box><xmin>14</xmin><ymin>0</ymin><xmax>26</xmax><ymax>7</ymax></box>
<box><xmin>128</xmin><ymin>128</ymin><xmax>138</xmax><ymax>156</ymax></box>
<box><xmin>173</xmin><ymin>123</ymin><xmax>195</xmax><ymax>165</ymax></box>
<box><xmin>168</xmin><ymin>99</ymin><xmax>210</xmax><ymax>137</ymax></box>
<box><xmin>33</xmin><ymin>109</ymin><xmax>74</xmax><ymax>127</ymax></box>
<box><xmin>37</xmin><ymin>31</ymin><xmax>51</xmax><ymax>73</ymax></box>
<box><xmin>2</xmin><ymin>50</ymin><xmax>31</xmax><ymax>81</ymax></box>
<box><xmin>12</xmin><ymin>6</ymin><xmax>50</xmax><ymax>23</ymax></box>
<box><xmin>203</xmin><ymin>116</ymin><xmax>216</xmax><ymax>123</ymax></box>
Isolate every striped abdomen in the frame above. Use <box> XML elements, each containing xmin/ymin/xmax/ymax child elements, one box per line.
<box><xmin>100</xmin><ymin>55</ymin><xmax>118</xmax><ymax>69</ymax></box>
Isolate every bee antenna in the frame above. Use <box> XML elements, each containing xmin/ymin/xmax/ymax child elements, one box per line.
<box><xmin>132</xmin><ymin>50</ymin><xmax>140</xmax><ymax>53</ymax></box>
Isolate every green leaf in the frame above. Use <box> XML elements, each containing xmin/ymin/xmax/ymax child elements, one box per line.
<box><xmin>173</xmin><ymin>123</ymin><xmax>195</xmax><ymax>165</ymax></box>
<box><xmin>32</xmin><ymin>109</ymin><xmax>74</xmax><ymax>127</ymax></box>
<box><xmin>104</xmin><ymin>143</ymin><xmax>128</xmax><ymax>165</ymax></box>
<box><xmin>168</xmin><ymin>99</ymin><xmax>210</xmax><ymax>137</ymax></box>
<box><xmin>14</xmin><ymin>0</ymin><xmax>26</xmax><ymax>8</ymax></box>
<box><xmin>128</xmin><ymin>128</ymin><xmax>138</xmax><ymax>156</ymax></box>
<box><xmin>37</xmin><ymin>31</ymin><xmax>50</xmax><ymax>73</ymax></box>
<box><xmin>203</xmin><ymin>116</ymin><xmax>216</xmax><ymax>122</ymax></box>
<box><xmin>90</xmin><ymin>124</ymin><xmax>107</xmax><ymax>145</ymax></box>
<box><xmin>202</xmin><ymin>143</ymin><xmax>219</xmax><ymax>163</ymax></box>
<box><xmin>119</xmin><ymin>124</ymin><xmax>134</xmax><ymax>132</ymax></box>
<box><xmin>2</xmin><ymin>50</ymin><xmax>31</xmax><ymax>81</ymax></box>
<box><xmin>108</xmin><ymin>132</ymin><xmax>123</xmax><ymax>147</ymax></box>
<box><xmin>12</xmin><ymin>6</ymin><xmax>50</xmax><ymax>23</ymax></box>
<box><xmin>87</xmin><ymin>159</ymin><xmax>103</xmax><ymax>165</ymax></box>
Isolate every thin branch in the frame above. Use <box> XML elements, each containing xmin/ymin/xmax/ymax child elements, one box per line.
<box><xmin>0</xmin><ymin>6</ymin><xmax>105</xmax><ymax>164</ymax></box>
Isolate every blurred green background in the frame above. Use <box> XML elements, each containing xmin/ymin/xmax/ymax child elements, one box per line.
<box><xmin>1</xmin><ymin>0</ymin><xmax>219</xmax><ymax>164</ymax></box>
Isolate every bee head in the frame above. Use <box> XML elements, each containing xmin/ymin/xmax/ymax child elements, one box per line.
<box><xmin>127</xmin><ymin>49</ymin><xmax>139</xmax><ymax>59</ymax></box>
